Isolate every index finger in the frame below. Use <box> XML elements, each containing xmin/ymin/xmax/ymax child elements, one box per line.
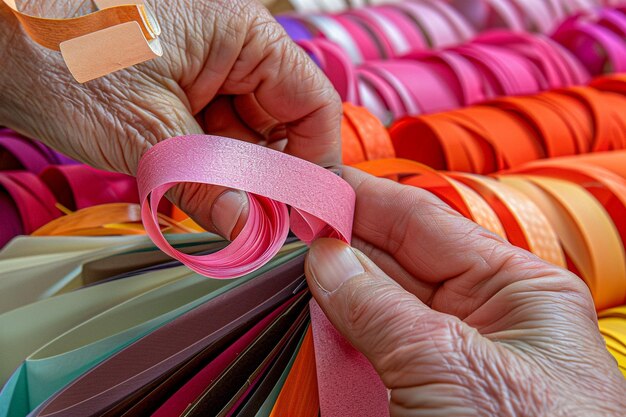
<box><xmin>219</xmin><ymin>14</ymin><xmax>343</xmax><ymax>166</ymax></box>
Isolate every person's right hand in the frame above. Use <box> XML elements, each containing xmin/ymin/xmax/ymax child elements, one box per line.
<box><xmin>305</xmin><ymin>167</ymin><xmax>626</xmax><ymax>417</ymax></box>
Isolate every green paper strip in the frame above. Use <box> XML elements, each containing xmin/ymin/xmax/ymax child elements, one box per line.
<box><xmin>0</xmin><ymin>244</ymin><xmax>306</xmax><ymax>417</ymax></box>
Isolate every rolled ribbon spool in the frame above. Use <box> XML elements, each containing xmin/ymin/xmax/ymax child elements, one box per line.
<box><xmin>473</xmin><ymin>30</ymin><xmax>590</xmax><ymax>89</ymax></box>
<box><xmin>449</xmin><ymin>0</ymin><xmax>525</xmax><ymax>31</ymax></box>
<box><xmin>390</xmin><ymin>79</ymin><xmax>626</xmax><ymax>174</ymax></box>
<box><xmin>508</xmin><ymin>0</ymin><xmax>554</xmax><ymax>32</ymax></box>
<box><xmin>0</xmin><ymin>171</ymin><xmax>61</xmax><ymax>235</ymax></box>
<box><xmin>305</xmin><ymin>14</ymin><xmax>363</xmax><ymax>63</ymax></box>
<box><xmin>371</xmin><ymin>5</ymin><xmax>427</xmax><ymax>52</ymax></box>
<box><xmin>508</xmin><ymin>160</ymin><xmax>626</xmax><ymax>247</ymax></box>
<box><xmin>392</xmin><ymin>0</ymin><xmax>465</xmax><ymax>48</ymax></box>
<box><xmin>419</xmin><ymin>0</ymin><xmax>475</xmax><ymax>42</ymax></box>
<box><xmin>392</xmin><ymin>104</ymin><xmax>544</xmax><ymax>172</ymax></box>
<box><xmin>332</xmin><ymin>14</ymin><xmax>385</xmax><ymax>61</ymax></box>
<box><xmin>451</xmin><ymin>42</ymin><xmax>541</xmax><ymax>96</ymax></box>
<box><xmin>499</xmin><ymin>174</ymin><xmax>626</xmax><ymax>310</ymax></box>
<box><xmin>341</xmin><ymin>102</ymin><xmax>395</xmax><ymax>164</ymax></box>
<box><xmin>343</xmin><ymin>8</ymin><xmax>411</xmax><ymax>57</ymax></box>
<box><xmin>401</xmin><ymin>50</ymin><xmax>485</xmax><ymax>106</ymax></box>
<box><xmin>356</xmin><ymin>65</ymin><xmax>406</xmax><ymax>120</ymax></box>
<box><xmin>358</xmin><ymin>62</ymin><xmax>420</xmax><ymax>116</ymax></box>
<box><xmin>39</xmin><ymin>164</ymin><xmax>139</xmax><ymax>210</ymax></box>
<box><xmin>305</xmin><ymin>19</ymin><xmax>604</xmax><ymax>121</ymax></box>
<box><xmin>553</xmin><ymin>11</ymin><xmax>626</xmax><ymax>75</ymax></box>
<box><xmin>591</xmin><ymin>72</ymin><xmax>626</xmax><ymax>94</ymax></box>
<box><xmin>0</xmin><ymin>131</ymin><xmax>58</xmax><ymax>174</ymax></box>
<box><xmin>296</xmin><ymin>38</ymin><xmax>358</xmax><ymax>103</ymax></box>
<box><xmin>349</xmin><ymin>153</ymin><xmax>626</xmax><ymax>309</ymax></box>
<box><xmin>0</xmin><ymin>188</ymin><xmax>22</xmax><ymax>247</ymax></box>
<box><xmin>352</xmin><ymin>158</ymin><xmax>507</xmax><ymax>239</ymax></box>
<box><xmin>0</xmin><ymin>129</ymin><xmax>77</xmax><ymax>173</ymax></box>
<box><xmin>363</xmin><ymin>60</ymin><xmax>462</xmax><ymax>114</ymax></box>
<box><xmin>1</xmin><ymin>0</ymin><xmax>162</xmax><ymax>82</ymax></box>
<box><xmin>450</xmin><ymin>173</ymin><xmax>566</xmax><ymax>268</ymax></box>
<box><xmin>486</xmin><ymin>95</ymin><xmax>578</xmax><ymax>158</ymax></box>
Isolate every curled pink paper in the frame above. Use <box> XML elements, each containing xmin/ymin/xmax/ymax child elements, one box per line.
<box><xmin>137</xmin><ymin>134</ymin><xmax>355</xmax><ymax>279</ymax></box>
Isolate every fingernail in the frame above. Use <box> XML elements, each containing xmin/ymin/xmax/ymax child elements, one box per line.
<box><xmin>211</xmin><ymin>190</ymin><xmax>246</xmax><ymax>240</ymax></box>
<box><xmin>307</xmin><ymin>238</ymin><xmax>365</xmax><ymax>293</ymax></box>
<box><xmin>324</xmin><ymin>165</ymin><xmax>344</xmax><ymax>178</ymax></box>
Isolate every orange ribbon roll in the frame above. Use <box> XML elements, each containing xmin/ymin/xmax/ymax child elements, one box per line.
<box><xmin>32</xmin><ymin>203</ymin><xmax>196</xmax><ymax>236</ymax></box>
<box><xmin>390</xmin><ymin>75</ymin><xmax>626</xmax><ymax>174</ymax></box>
<box><xmin>341</xmin><ymin>103</ymin><xmax>395</xmax><ymax>164</ymax></box>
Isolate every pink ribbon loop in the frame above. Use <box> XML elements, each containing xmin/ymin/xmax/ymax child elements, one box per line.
<box><xmin>137</xmin><ymin>135</ymin><xmax>355</xmax><ymax>279</ymax></box>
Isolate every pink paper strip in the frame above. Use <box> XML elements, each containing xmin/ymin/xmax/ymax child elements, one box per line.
<box><xmin>310</xmin><ymin>300</ymin><xmax>389</xmax><ymax>417</ymax></box>
<box><xmin>137</xmin><ymin>134</ymin><xmax>355</xmax><ymax>278</ymax></box>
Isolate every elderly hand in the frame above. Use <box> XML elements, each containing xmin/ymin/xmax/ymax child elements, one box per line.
<box><xmin>0</xmin><ymin>0</ymin><xmax>341</xmax><ymax>238</ymax></box>
<box><xmin>305</xmin><ymin>167</ymin><xmax>626</xmax><ymax>417</ymax></box>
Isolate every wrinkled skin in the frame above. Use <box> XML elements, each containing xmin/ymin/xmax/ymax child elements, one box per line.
<box><xmin>1</xmin><ymin>2</ymin><xmax>626</xmax><ymax>415</ymax></box>
<box><xmin>306</xmin><ymin>168</ymin><xmax>626</xmax><ymax>417</ymax></box>
<box><xmin>0</xmin><ymin>0</ymin><xmax>341</xmax><ymax>238</ymax></box>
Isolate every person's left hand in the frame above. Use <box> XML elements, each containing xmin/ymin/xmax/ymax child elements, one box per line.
<box><xmin>0</xmin><ymin>0</ymin><xmax>342</xmax><ymax>238</ymax></box>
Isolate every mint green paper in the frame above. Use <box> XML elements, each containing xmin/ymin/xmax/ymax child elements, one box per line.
<box><xmin>0</xmin><ymin>265</ymin><xmax>191</xmax><ymax>384</ymax></box>
<box><xmin>44</xmin><ymin>233</ymin><xmax>219</xmax><ymax>297</ymax></box>
<box><xmin>0</xmin><ymin>233</ymin><xmax>216</xmax><ymax>314</ymax></box>
<box><xmin>0</xmin><ymin>368</ymin><xmax>26</xmax><ymax>417</ymax></box>
<box><xmin>0</xmin><ymin>245</ymin><xmax>306</xmax><ymax>417</ymax></box>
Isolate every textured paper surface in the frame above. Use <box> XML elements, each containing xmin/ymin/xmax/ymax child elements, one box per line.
<box><xmin>137</xmin><ymin>135</ymin><xmax>355</xmax><ymax>278</ymax></box>
<box><xmin>310</xmin><ymin>301</ymin><xmax>389</xmax><ymax>417</ymax></box>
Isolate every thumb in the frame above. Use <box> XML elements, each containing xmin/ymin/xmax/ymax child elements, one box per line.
<box><xmin>304</xmin><ymin>239</ymin><xmax>463</xmax><ymax>390</ymax></box>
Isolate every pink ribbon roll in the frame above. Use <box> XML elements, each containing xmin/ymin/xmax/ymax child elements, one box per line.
<box><xmin>360</xmin><ymin>62</ymin><xmax>420</xmax><ymax>115</ymax></box>
<box><xmin>306</xmin><ymin>14</ymin><xmax>364</xmax><ymax>64</ymax></box>
<box><xmin>137</xmin><ymin>135</ymin><xmax>355</xmax><ymax>279</ymax></box>
<box><xmin>422</xmin><ymin>0</ymin><xmax>476</xmax><ymax>41</ymax></box>
<box><xmin>403</xmin><ymin>50</ymin><xmax>485</xmax><ymax>105</ymax></box>
<box><xmin>392</xmin><ymin>1</ymin><xmax>460</xmax><ymax>47</ymax></box>
<box><xmin>356</xmin><ymin>74</ymin><xmax>395</xmax><ymax>123</ymax></box>
<box><xmin>40</xmin><ymin>164</ymin><xmax>139</xmax><ymax>210</ymax></box>
<box><xmin>333</xmin><ymin>14</ymin><xmax>384</xmax><ymax>61</ymax></box>
<box><xmin>452</xmin><ymin>43</ymin><xmax>540</xmax><ymax>96</ymax></box>
<box><xmin>474</xmin><ymin>31</ymin><xmax>564</xmax><ymax>88</ymax></box>
<box><xmin>553</xmin><ymin>10</ymin><xmax>626</xmax><ymax>74</ymax></box>
<box><xmin>509</xmin><ymin>0</ymin><xmax>554</xmax><ymax>33</ymax></box>
<box><xmin>348</xmin><ymin>8</ymin><xmax>412</xmax><ymax>57</ymax></box>
<box><xmin>0</xmin><ymin>129</ymin><xmax>77</xmax><ymax>173</ymax></box>
<box><xmin>136</xmin><ymin>136</ymin><xmax>383</xmax><ymax>417</ymax></box>
<box><xmin>367</xmin><ymin>60</ymin><xmax>461</xmax><ymax>114</ymax></box>
<box><xmin>0</xmin><ymin>171</ymin><xmax>61</xmax><ymax>234</ymax></box>
<box><xmin>598</xmin><ymin>7</ymin><xmax>626</xmax><ymax>36</ymax></box>
<box><xmin>372</xmin><ymin>5</ymin><xmax>427</xmax><ymax>52</ymax></box>
<box><xmin>356</xmin><ymin>66</ymin><xmax>407</xmax><ymax>119</ymax></box>
<box><xmin>297</xmin><ymin>38</ymin><xmax>359</xmax><ymax>103</ymax></box>
<box><xmin>450</xmin><ymin>0</ymin><xmax>525</xmax><ymax>31</ymax></box>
